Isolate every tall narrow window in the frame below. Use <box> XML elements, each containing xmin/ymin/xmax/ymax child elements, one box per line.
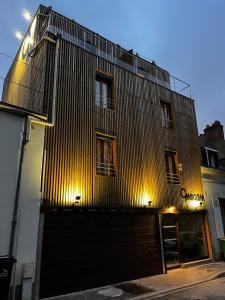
<box><xmin>161</xmin><ymin>101</ymin><xmax>173</xmax><ymax>128</ymax></box>
<box><xmin>96</xmin><ymin>74</ymin><xmax>114</xmax><ymax>110</ymax></box>
<box><xmin>165</xmin><ymin>150</ymin><xmax>180</xmax><ymax>184</ymax></box>
<box><xmin>96</xmin><ymin>135</ymin><xmax>116</xmax><ymax>176</ymax></box>
<box><xmin>201</xmin><ymin>146</ymin><xmax>218</xmax><ymax>168</ymax></box>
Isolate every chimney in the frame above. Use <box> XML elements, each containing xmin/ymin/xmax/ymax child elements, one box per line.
<box><xmin>203</xmin><ymin>120</ymin><xmax>224</xmax><ymax>143</ymax></box>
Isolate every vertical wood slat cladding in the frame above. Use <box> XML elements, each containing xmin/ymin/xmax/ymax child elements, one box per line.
<box><xmin>42</xmin><ymin>37</ymin><xmax>203</xmax><ymax>208</ymax></box>
<box><xmin>3</xmin><ymin>5</ymin><xmax>203</xmax><ymax>209</ymax></box>
<box><xmin>40</xmin><ymin>212</ymin><xmax>163</xmax><ymax>298</ymax></box>
<box><xmin>2</xmin><ymin>6</ymin><xmax>49</xmax><ymax>113</ymax></box>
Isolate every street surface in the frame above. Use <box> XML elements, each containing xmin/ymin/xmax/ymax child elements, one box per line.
<box><xmin>150</xmin><ymin>277</ymin><xmax>225</xmax><ymax>300</ymax></box>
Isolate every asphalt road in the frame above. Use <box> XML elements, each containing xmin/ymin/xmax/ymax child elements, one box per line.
<box><xmin>150</xmin><ymin>278</ymin><xmax>225</xmax><ymax>300</ymax></box>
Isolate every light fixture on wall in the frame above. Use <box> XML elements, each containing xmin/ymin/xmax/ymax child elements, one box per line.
<box><xmin>188</xmin><ymin>199</ymin><xmax>202</xmax><ymax>209</ymax></box>
<box><xmin>74</xmin><ymin>195</ymin><xmax>81</xmax><ymax>204</ymax></box>
<box><xmin>178</xmin><ymin>163</ymin><xmax>183</xmax><ymax>172</ymax></box>
<box><xmin>146</xmin><ymin>200</ymin><xmax>152</xmax><ymax>208</ymax></box>
<box><xmin>142</xmin><ymin>193</ymin><xmax>152</xmax><ymax>208</ymax></box>
<box><xmin>167</xmin><ymin>206</ymin><xmax>176</xmax><ymax>213</ymax></box>
<box><xmin>15</xmin><ymin>31</ymin><xmax>23</xmax><ymax>40</ymax></box>
<box><xmin>22</xmin><ymin>9</ymin><xmax>33</xmax><ymax>22</ymax></box>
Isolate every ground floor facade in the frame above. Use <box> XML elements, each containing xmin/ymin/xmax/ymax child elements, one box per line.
<box><xmin>38</xmin><ymin>208</ymin><xmax>211</xmax><ymax>299</ymax></box>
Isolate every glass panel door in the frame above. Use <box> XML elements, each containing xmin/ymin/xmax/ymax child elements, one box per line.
<box><xmin>162</xmin><ymin>214</ymin><xmax>180</xmax><ymax>269</ymax></box>
<box><xmin>179</xmin><ymin>214</ymin><xmax>209</xmax><ymax>262</ymax></box>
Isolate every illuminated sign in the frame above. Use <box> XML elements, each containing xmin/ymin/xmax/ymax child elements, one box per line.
<box><xmin>180</xmin><ymin>188</ymin><xmax>204</xmax><ymax>202</ymax></box>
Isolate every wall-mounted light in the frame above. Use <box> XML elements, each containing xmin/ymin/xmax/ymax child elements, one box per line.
<box><xmin>22</xmin><ymin>9</ymin><xmax>33</xmax><ymax>22</ymax></box>
<box><xmin>178</xmin><ymin>163</ymin><xmax>183</xmax><ymax>172</ymax></box>
<box><xmin>188</xmin><ymin>199</ymin><xmax>202</xmax><ymax>209</ymax></box>
<box><xmin>15</xmin><ymin>31</ymin><xmax>23</xmax><ymax>40</ymax></box>
<box><xmin>167</xmin><ymin>206</ymin><xmax>176</xmax><ymax>213</ymax></box>
<box><xmin>145</xmin><ymin>200</ymin><xmax>152</xmax><ymax>208</ymax></box>
<box><xmin>142</xmin><ymin>193</ymin><xmax>152</xmax><ymax>208</ymax></box>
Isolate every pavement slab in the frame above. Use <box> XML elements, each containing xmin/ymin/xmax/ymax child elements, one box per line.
<box><xmin>43</xmin><ymin>262</ymin><xmax>225</xmax><ymax>300</ymax></box>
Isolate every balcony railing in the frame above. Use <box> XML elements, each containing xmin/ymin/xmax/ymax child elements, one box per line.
<box><xmin>96</xmin><ymin>94</ymin><xmax>114</xmax><ymax>110</ymax></box>
<box><xmin>96</xmin><ymin>161</ymin><xmax>116</xmax><ymax>176</ymax></box>
<box><xmin>38</xmin><ymin>10</ymin><xmax>191</xmax><ymax>98</ymax></box>
<box><xmin>166</xmin><ymin>173</ymin><xmax>180</xmax><ymax>184</ymax></box>
<box><xmin>162</xmin><ymin>118</ymin><xmax>174</xmax><ymax>129</ymax></box>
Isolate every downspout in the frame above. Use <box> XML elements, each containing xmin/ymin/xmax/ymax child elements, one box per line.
<box><xmin>34</xmin><ymin>37</ymin><xmax>60</xmax><ymax>299</ymax></box>
<box><xmin>9</xmin><ymin>116</ymin><xmax>29</xmax><ymax>257</ymax></box>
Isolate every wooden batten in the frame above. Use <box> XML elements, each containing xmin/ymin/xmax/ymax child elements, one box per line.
<box><xmin>2</xmin><ymin>8</ymin><xmax>203</xmax><ymax>209</ymax></box>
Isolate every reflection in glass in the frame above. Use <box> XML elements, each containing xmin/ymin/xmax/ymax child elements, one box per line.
<box><xmin>179</xmin><ymin>214</ymin><xmax>208</xmax><ymax>262</ymax></box>
<box><xmin>162</xmin><ymin>214</ymin><xmax>180</xmax><ymax>269</ymax></box>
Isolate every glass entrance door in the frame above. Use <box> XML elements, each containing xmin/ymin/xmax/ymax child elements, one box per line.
<box><xmin>162</xmin><ymin>213</ymin><xmax>209</xmax><ymax>269</ymax></box>
<box><xmin>162</xmin><ymin>214</ymin><xmax>180</xmax><ymax>269</ymax></box>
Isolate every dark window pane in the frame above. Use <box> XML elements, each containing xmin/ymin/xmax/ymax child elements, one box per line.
<box><xmin>179</xmin><ymin>215</ymin><xmax>208</xmax><ymax>262</ymax></box>
<box><xmin>165</xmin><ymin>151</ymin><xmax>179</xmax><ymax>184</ymax></box>
<box><xmin>96</xmin><ymin>136</ymin><xmax>116</xmax><ymax>176</ymax></box>
<box><xmin>95</xmin><ymin>75</ymin><xmax>113</xmax><ymax>110</ymax></box>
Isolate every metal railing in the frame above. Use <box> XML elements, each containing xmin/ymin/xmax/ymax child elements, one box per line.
<box><xmin>166</xmin><ymin>173</ymin><xmax>180</xmax><ymax>184</ymax></box>
<box><xmin>95</xmin><ymin>94</ymin><xmax>114</xmax><ymax>110</ymax></box>
<box><xmin>96</xmin><ymin>161</ymin><xmax>116</xmax><ymax>176</ymax></box>
<box><xmin>40</xmin><ymin>11</ymin><xmax>191</xmax><ymax>98</ymax></box>
<box><xmin>162</xmin><ymin>118</ymin><xmax>174</xmax><ymax>129</ymax></box>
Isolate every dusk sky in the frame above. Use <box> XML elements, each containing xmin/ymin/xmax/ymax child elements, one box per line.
<box><xmin>1</xmin><ymin>0</ymin><xmax>225</xmax><ymax>133</ymax></box>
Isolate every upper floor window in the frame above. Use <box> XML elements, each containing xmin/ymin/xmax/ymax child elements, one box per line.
<box><xmin>164</xmin><ymin>150</ymin><xmax>180</xmax><ymax>184</ymax></box>
<box><xmin>161</xmin><ymin>100</ymin><xmax>173</xmax><ymax>128</ymax></box>
<box><xmin>96</xmin><ymin>73</ymin><xmax>114</xmax><ymax>110</ymax></box>
<box><xmin>201</xmin><ymin>146</ymin><xmax>218</xmax><ymax>168</ymax></box>
<box><xmin>96</xmin><ymin>134</ymin><xmax>116</xmax><ymax>176</ymax></box>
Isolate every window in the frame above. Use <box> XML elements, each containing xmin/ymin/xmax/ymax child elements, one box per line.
<box><xmin>164</xmin><ymin>150</ymin><xmax>180</xmax><ymax>184</ymax></box>
<box><xmin>161</xmin><ymin>101</ymin><xmax>173</xmax><ymax>128</ymax></box>
<box><xmin>96</xmin><ymin>134</ymin><xmax>116</xmax><ymax>176</ymax></box>
<box><xmin>201</xmin><ymin>146</ymin><xmax>218</xmax><ymax>168</ymax></box>
<box><xmin>96</xmin><ymin>74</ymin><xmax>114</xmax><ymax>110</ymax></box>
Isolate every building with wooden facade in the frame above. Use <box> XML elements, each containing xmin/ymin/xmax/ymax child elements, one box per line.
<box><xmin>2</xmin><ymin>5</ymin><xmax>212</xmax><ymax>299</ymax></box>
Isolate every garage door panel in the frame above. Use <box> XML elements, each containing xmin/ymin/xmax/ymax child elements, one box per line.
<box><xmin>40</xmin><ymin>212</ymin><xmax>163</xmax><ymax>298</ymax></box>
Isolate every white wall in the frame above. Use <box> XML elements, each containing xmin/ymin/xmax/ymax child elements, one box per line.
<box><xmin>0</xmin><ymin>110</ymin><xmax>45</xmax><ymax>298</ymax></box>
<box><xmin>15</xmin><ymin>122</ymin><xmax>45</xmax><ymax>287</ymax></box>
<box><xmin>202</xmin><ymin>179</ymin><xmax>225</xmax><ymax>259</ymax></box>
<box><xmin>0</xmin><ymin>111</ymin><xmax>23</xmax><ymax>255</ymax></box>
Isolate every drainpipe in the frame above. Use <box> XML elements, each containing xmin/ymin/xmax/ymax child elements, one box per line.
<box><xmin>9</xmin><ymin>117</ymin><xmax>29</xmax><ymax>257</ymax></box>
<box><xmin>8</xmin><ymin>116</ymin><xmax>29</xmax><ymax>300</ymax></box>
<box><xmin>29</xmin><ymin>36</ymin><xmax>60</xmax><ymax>126</ymax></box>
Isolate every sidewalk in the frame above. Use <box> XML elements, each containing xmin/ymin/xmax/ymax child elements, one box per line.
<box><xmin>43</xmin><ymin>262</ymin><xmax>225</xmax><ymax>300</ymax></box>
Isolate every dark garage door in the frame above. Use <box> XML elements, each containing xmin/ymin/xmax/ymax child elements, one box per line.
<box><xmin>40</xmin><ymin>211</ymin><xmax>163</xmax><ymax>298</ymax></box>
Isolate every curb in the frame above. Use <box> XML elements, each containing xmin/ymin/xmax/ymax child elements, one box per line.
<box><xmin>129</xmin><ymin>271</ymin><xmax>225</xmax><ymax>300</ymax></box>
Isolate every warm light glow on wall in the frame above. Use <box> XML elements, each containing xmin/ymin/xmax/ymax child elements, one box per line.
<box><xmin>167</xmin><ymin>206</ymin><xmax>176</xmax><ymax>213</ymax></box>
<box><xmin>188</xmin><ymin>200</ymin><xmax>202</xmax><ymax>210</ymax></box>
<box><xmin>64</xmin><ymin>186</ymin><xmax>82</xmax><ymax>206</ymax></box>
<box><xmin>141</xmin><ymin>192</ymin><xmax>152</xmax><ymax>207</ymax></box>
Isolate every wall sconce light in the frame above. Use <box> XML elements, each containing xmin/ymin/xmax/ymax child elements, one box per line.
<box><xmin>15</xmin><ymin>31</ymin><xmax>23</xmax><ymax>40</ymax></box>
<box><xmin>178</xmin><ymin>163</ymin><xmax>183</xmax><ymax>172</ymax></box>
<box><xmin>188</xmin><ymin>199</ymin><xmax>202</xmax><ymax>209</ymax></box>
<box><xmin>74</xmin><ymin>195</ymin><xmax>81</xmax><ymax>204</ymax></box>
<box><xmin>22</xmin><ymin>9</ymin><xmax>33</xmax><ymax>22</ymax></box>
<box><xmin>167</xmin><ymin>206</ymin><xmax>176</xmax><ymax>213</ymax></box>
<box><xmin>146</xmin><ymin>200</ymin><xmax>152</xmax><ymax>208</ymax></box>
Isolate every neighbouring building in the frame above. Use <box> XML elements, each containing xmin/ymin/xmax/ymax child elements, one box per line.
<box><xmin>2</xmin><ymin>5</ymin><xmax>212</xmax><ymax>299</ymax></box>
<box><xmin>0</xmin><ymin>102</ymin><xmax>47</xmax><ymax>299</ymax></box>
<box><xmin>199</xmin><ymin>121</ymin><xmax>225</xmax><ymax>260</ymax></box>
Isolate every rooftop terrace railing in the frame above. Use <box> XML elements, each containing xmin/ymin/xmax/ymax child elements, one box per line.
<box><xmin>39</xmin><ymin>9</ymin><xmax>191</xmax><ymax>98</ymax></box>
